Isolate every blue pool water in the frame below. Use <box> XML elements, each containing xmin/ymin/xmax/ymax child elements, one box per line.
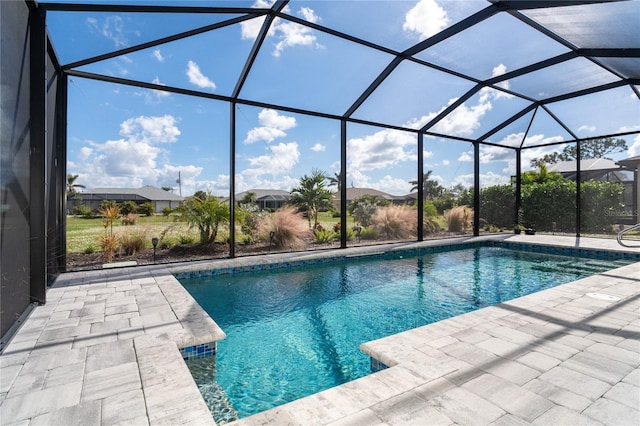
<box><xmin>180</xmin><ymin>246</ymin><xmax>630</xmax><ymax>423</ymax></box>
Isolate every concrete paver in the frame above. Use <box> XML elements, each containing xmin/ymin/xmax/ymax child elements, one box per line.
<box><xmin>1</xmin><ymin>235</ymin><xmax>639</xmax><ymax>425</ymax></box>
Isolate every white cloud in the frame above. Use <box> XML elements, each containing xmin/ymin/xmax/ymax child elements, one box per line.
<box><xmin>376</xmin><ymin>175</ymin><xmax>413</xmax><ymax>195</ymax></box>
<box><xmin>231</xmin><ymin>172</ymin><xmax>299</xmax><ymax>194</ymax></box>
<box><xmin>481</xmin><ymin>64</ymin><xmax>514</xmax><ymax>100</ymax></box>
<box><xmin>628</xmin><ymin>134</ymin><xmax>640</xmax><ymax>156</ymax></box>
<box><xmin>246</xmin><ymin>142</ymin><xmax>300</xmax><ymax>175</ymax></box>
<box><xmin>156</xmin><ymin>164</ymin><xmax>203</xmax><ymax>196</ymax></box>
<box><xmin>577</xmin><ymin>124</ymin><xmax>596</xmax><ymax>133</ymax></box>
<box><xmin>244</xmin><ymin>109</ymin><xmax>297</xmax><ymax>144</ymax></box>
<box><xmin>87</xmin><ymin>15</ymin><xmax>130</xmax><ymax>47</ymax></box>
<box><xmin>348</xmin><ymin>129</ymin><xmax>416</xmax><ymax>173</ymax></box>
<box><xmin>403</xmin><ymin>0</ymin><xmax>449</xmax><ymax>40</ymax></box>
<box><xmin>241</xmin><ymin>1</ymin><xmax>322</xmax><ymax>57</ymax></box>
<box><xmin>259</xmin><ymin>108</ymin><xmax>297</xmax><ymax>129</ymax></box>
<box><xmin>79</xmin><ymin>147</ymin><xmax>93</xmax><ymax>161</ymax></box>
<box><xmin>273</xmin><ymin>21</ymin><xmax>318</xmax><ymax>57</ymax></box>
<box><xmin>152</xmin><ymin>49</ymin><xmax>165</xmax><ymax>62</ymax></box>
<box><xmin>70</xmin><ymin>115</ymin><xmax>209</xmax><ymax>192</ymax></box>
<box><xmin>186</xmin><ymin>60</ymin><xmax>216</xmax><ymax>90</ymax></box>
<box><xmin>478</xmin><ymin>145</ymin><xmax>512</xmax><ymax>164</ymax></box>
<box><xmin>119</xmin><ymin>115</ymin><xmax>180</xmax><ymax>144</ymax></box>
<box><xmin>299</xmin><ymin>7</ymin><xmax>320</xmax><ymax>23</ymax></box>
<box><xmin>410</xmin><ymin>96</ymin><xmax>492</xmax><ymax>137</ymax></box>
<box><xmin>442</xmin><ymin>159</ymin><xmax>450</xmax><ymax>166</ymax></box>
<box><xmin>458</xmin><ymin>152</ymin><xmax>473</xmax><ymax>162</ymax></box>
<box><xmin>311</xmin><ymin>143</ymin><xmax>326</xmax><ymax>152</ymax></box>
<box><xmin>452</xmin><ymin>171</ymin><xmax>510</xmax><ymax>189</ymax></box>
<box><xmin>245</xmin><ymin>127</ymin><xmax>287</xmax><ymax>144</ymax></box>
<box><xmin>240</xmin><ymin>16</ymin><xmax>270</xmax><ymax>40</ymax></box>
<box><xmin>137</xmin><ymin>77</ymin><xmax>170</xmax><ymax>103</ymax></box>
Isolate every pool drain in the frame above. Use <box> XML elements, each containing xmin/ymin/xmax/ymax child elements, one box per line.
<box><xmin>585</xmin><ymin>292</ymin><xmax>620</xmax><ymax>301</ymax></box>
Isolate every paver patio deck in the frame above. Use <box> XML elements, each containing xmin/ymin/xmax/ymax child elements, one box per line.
<box><xmin>1</xmin><ymin>235</ymin><xmax>639</xmax><ymax>425</ymax></box>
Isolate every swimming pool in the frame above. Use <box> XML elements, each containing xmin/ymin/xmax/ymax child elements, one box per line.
<box><xmin>179</xmin><ymin>244</ymin><xmax>633</xmax><ymax>423</ymax></box>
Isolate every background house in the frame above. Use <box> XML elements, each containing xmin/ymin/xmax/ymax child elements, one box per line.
<box><xmin>335</xmin><ymin>188</ymin><xmax>411</xmax><ymax>207</ymax></box>
<box><xmin>235</xmin><ymin>189</ymin><xmax>291</xmax><ymax>210</ymax></box>
<box><xmin>68</xmin><ymin>185</ymin><xmax>183</xmax><ymax>213</ymax></box>
<box><xmin>615</xmin><ymin>156</ymin><xmax>640</xmax><ymax>224</ymax></box>
<box><xmin>548</xmin><ymin>159</ymin><xmax>637</xmax><ymax>224</ymax></box>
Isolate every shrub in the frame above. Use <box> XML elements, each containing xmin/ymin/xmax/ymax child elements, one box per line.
<box><xmin>521</xmin><ymin>180</ymin><xmax>575</xmax><ymax>232</ymax></box>
<box><xmin>479</xmin><ymin>185</ymin><xmax>515</xmax><ymax>228</ymax></box>
<box><xmin>262</xmin><ymin>206</ymin><xmax>308</xmax><ymax>249</ymax></box>
<box><xmin>178</xmin><ymin>195</ymin><xmax>230</xmax><ymax>244</ymax></box>
<box><xmin>424</xmin><ymin>201</ymin><xmax>438</xmax><ymax>218</ymax></box>
<box><xmin>73</xmin><ymin>204</ymin><xmax>94</xmax><ymax>218</ymax></box>
<box><xmin>138</xmin><ymin>202</ymin><xmax>155</xmax><ymax>216</ymax></box>
<box><xmin>445</xmin><ymin>205</ymin><xmax>473</xmax><ymax>232</ymax></box>
<box><xmin>581</xmin><ymin>180</ymin><xmax>624</xmax><ymax>233</ymax></box>
<box><xmin>372</xmin><ymin>205</ymin><xmax>417</xmax><ymax>239</ymax></box>
<box><xmin>162</xmin><ymin>207</ymin><xmax>173</xmax><ymax>217</ymax></box>
<box><xmin>119</xmin><ymin>200</ymin><xmax>138</xmax><ymax>216</ymax></box>
<box><xmin>83</xmin><ymin>244</ymin><xmax>97</xmax><ymax>254</ymax></box>
<box><xmin>423</xmin><ymin>218</ymin><xmax>441</xmax><ymax>234</ymax></box>
<box><xmin>344</xmin><ymin>227</ymin><xmax>356</xmax><ymax>241</ymax></box>
<box><xmin>350</xmin><ymin>198</ymin><xmax>379</xmax><ymax>227</ymax></box>
<box><xmin>99</xmin><ymin>203</ymin><xmax>120</xmax><ymax>262</ymax></box>
<box><xmin>99</xmin><ymin>233</ymin><xmax>119</xmax><ymax>263</ymax></box>
<box><xmin>120</xmin><ymin>231</ymin><xmax>146</xmax><ymax>256</ymax></box>
<box><xmin>159</xmin><ymin>237</ymin><xmax>177</xmax><ymax>249</ymax></box>
<box><xmin>121</xmin><ymin>213</ymin><xmax>138</xmax><ymax>226</ymax></box>
<box><xmin>313</xmin><ymin>228</ymin><xmax>336</xmax><ymax>243</ymax></box>
<box><xmin>179</xmin><ymin>235</ymin><xmax>196</xmax><ymax>244</ymax></box>
<box><xmin>358</xmin><ymin>227</ymin><xmax>378</xmax><ymax>240</ymax></box>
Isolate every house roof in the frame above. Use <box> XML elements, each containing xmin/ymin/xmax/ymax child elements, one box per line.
<box><xmin>81</xmin><ymin>185</ymin><xmax>183</xmax><ymax>201</ymax></box>
<box><xmin>340</xmin><ymin>188</ymin><xmax>403</xmax><ymax>201</ymax></box>
<box><xmin>616</xmin><ymin>155</ymin><xmax>640</xmax><ymax>168</ymax></box>
<box><xmin>236</xmin><ymin>189</ymin><xmax>291</xmax><ymax>201</ymax></box>
<box><xmin>547</xmin><ymin>158</ymin><xmax>621</xmax><ymax>173</ymax></box>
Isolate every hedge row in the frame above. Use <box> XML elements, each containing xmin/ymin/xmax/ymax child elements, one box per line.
<box><xmin>479</xmin><ymin>180</ymin><xmax>624</xmax><ymax>233</ymax></box>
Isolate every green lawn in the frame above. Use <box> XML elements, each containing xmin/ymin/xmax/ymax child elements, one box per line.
<box><xmin>66</xmin><ymin>215</ymin><xmax>197</xmax><ymax>253</ymax></box>
<box><xmin>67</xmin><ymin>211</ymin><xmax>361</xmax><ymax>254</ymax></box>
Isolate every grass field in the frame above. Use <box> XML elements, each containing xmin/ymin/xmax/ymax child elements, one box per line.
<box><xmin>66</xmin><ymin>215</ymin><xmax>197</xmax><ymax>253</ymax></box>
<box><xmin>66</xmin><ymin>211</ymin><xmax>356</xmax><ymax>254</ymax></box>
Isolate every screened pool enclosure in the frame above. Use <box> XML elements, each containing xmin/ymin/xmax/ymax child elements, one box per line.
<box><xmin>1</xmin><ymin>0</ymin><xmax>639</xmax><ymax>338</ymax></box>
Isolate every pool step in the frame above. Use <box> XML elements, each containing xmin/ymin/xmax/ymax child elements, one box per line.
<box><xmin>531</xmin><ymin>260</ymin><xmax>622</xmax><ymax>276</ymax></box>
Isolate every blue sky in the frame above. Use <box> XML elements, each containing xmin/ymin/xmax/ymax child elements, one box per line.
<box><xmin>49</xmin><ymin>0</ymin><xmax>640</xmax><ymax>196</ymax></box>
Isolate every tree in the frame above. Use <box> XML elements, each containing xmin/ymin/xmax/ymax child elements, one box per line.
<box><xmin>351</xmin><ymin>199</ymin><xmax>378</xmax><ymax>227</ymax></box>
<box><xmin>161</xmin><ymin>186</ymin><xmax>173</xmax><ymax>192</ymax></box>
<box><xmin>119</xmin><ymin>200</ymin><xmax>138</xmax><ymax>216</ymax></box>
<box><xmin>66</xmin><ymin>174</ymin><xmax>85</xmax><ymax>194</ymax></box>
<box><xmin>530</xmin><ymin>137</ymin><xmax>628</xmax><ymax>168</ymax></box>
<box><xmin>178</xmin><ymin>194</ymin><xmax>230</xmax><ymax>244</ymax></box>
<box><xmin>409</xmin><ymin>170</ymin><xmax>444</xmax><ymax>199</ymax></box>
<box><xmin>327</xmin><ymin>171</ymin><xmax>342</xmax><ymax>192</ymax></box>
<box><xmin>521</xmin><ymin>163</ymin><xmax>563</xmax><ymax>185</ymax></box>
<box><xmin>289</xmin><ymin>168</ymin><xmax>334</xmax><ymax>228</ymax></box>
<box><xmin>240</xmin><ymin>191</ymin><xmax>257</xmax><ymax>205</ymax></box>
<box><xmin>193</xmin><ymin>190</ymin><xmax>208</xmax><ymax>200</ymax></box>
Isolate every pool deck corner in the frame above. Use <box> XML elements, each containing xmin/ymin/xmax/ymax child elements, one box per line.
<box><xmin>1</xmin><ymin>235</ymin><xmax>639</xmax><ymax>425</ymax></box>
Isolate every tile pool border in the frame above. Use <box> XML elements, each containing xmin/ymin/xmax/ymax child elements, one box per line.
<box><xmin>173</xmin><ymin>240</ymin><xmax>640</xmax><ymax>281</ymax></box>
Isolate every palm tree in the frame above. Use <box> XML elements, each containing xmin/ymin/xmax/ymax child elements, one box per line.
<box><xmin>66</xmin><ymin>174</ymin><xmax>85</xmax><ymax>194</ymax></box>
<box><xmin>409</xmin><ymin>170</ymin><xmax>444</xmax><ymax>199</ymax></box>
<box><xmin>327</xmin><ymin>171</ymin><xmax>342</xmax><ymax>192</ymax></box>
<box><xmin>289</xmin><ymin>168</ymin><xmax>333</xmax><ymax>228</ymax></box>
<box><xmin>240</xmin><ymin>191</ymin><xmax>257</xmax><ymax>204</ymax></box>
<box><xmin>521</xmin><ymin>163</ymin><xmax>562</xmax><ymax>185</ymax></box>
